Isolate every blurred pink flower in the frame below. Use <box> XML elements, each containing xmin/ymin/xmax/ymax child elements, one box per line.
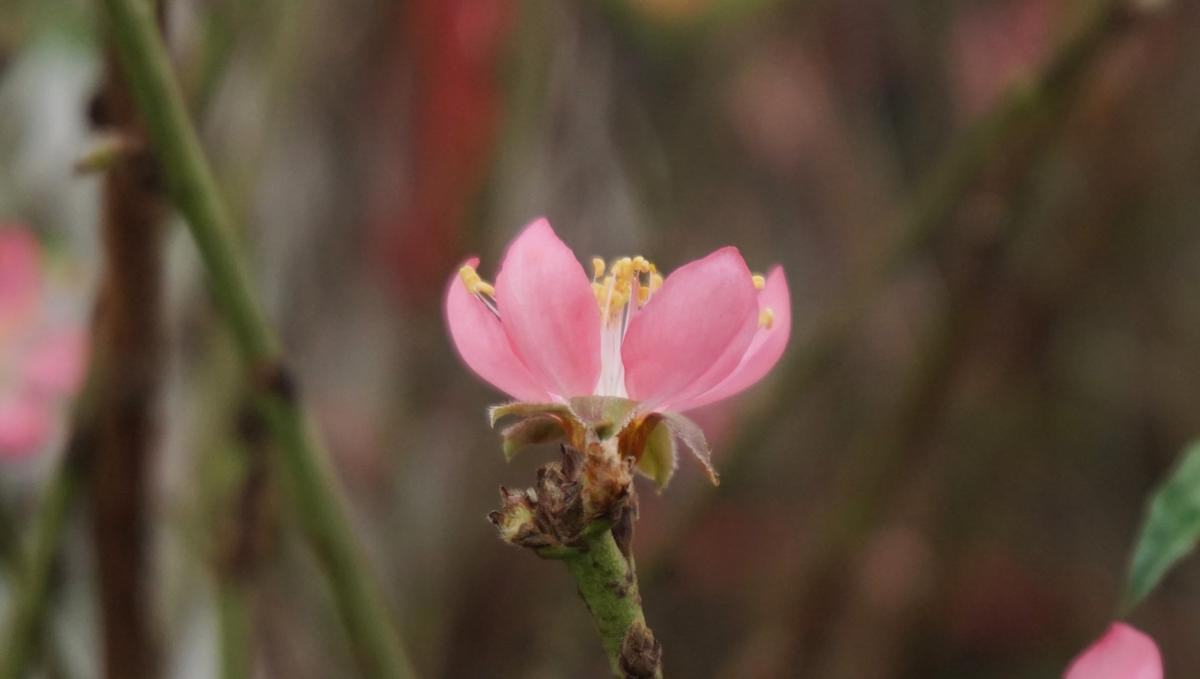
<box><xmin>0</xmin><ymin>395</ymin><xmax>50</xmax><ymax>457</ymax></box>
<box><xmin>951</xmin><ymin>0</ymin><xmax>1055</xmax><ymax>117</ymax></box>
<box><xmin>445</xmin><ymin>218</ymin><xmax>790</xmax><ymax>414</ymax></box>
<box><xmin>1064</xmin><ymin>622</ymin><xmax>1162</xmax><ymax>679</ymax></box>
<box><xmin>23</xmin><ymin>328</ymin><xmax>87</xmax><ymax>396</ymax></box>
<box><xmin>0</xmin><ymin>225</ymin><xmax>87</xmax><ymax>460</ymax></box>
<box><xmin>0</xmin><ymin>227</ymin><xmax>40</xmax><ymax>331</ymax></box>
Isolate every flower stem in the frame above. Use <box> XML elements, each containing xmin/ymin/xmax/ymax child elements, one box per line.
<box><xmin>560</xmin><ymin>530</ymin><xmax>662</xmax><ymax>679</ymax></box>
<box><xmin>95</xmin><ymin>1</ymin><xmax>415</xmax><ymax>676</ymax></box>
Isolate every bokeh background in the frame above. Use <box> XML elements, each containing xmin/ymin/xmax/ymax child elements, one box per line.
<box><xmin>2</xmin><ymin>0</ymin><xmax>1200</xmax><ymax>676</ymax></box>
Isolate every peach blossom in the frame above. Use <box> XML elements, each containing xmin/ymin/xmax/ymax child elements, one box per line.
<box><xmin>1064</xmin><ymin>622</ymin><xmax>1162</xmax><ymax>679</ymax></box>
<box><xmin>445</xmin><ymin>218</ymin><xmax>790</xmax><ymax>414</ymax></box>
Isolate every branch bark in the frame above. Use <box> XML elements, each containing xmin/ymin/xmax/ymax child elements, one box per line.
<box><xmin>91</xmin><ymin>25</ymin><xmax>168</xmax><ymax>677</ymax></box>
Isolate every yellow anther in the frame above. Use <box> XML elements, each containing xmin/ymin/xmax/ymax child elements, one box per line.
<box><xmin>758</xmin><ymin>307</ymin><xmax>775</xmax><ymax>330</ymax></box>
<box><xmin>459</xmin><ymin>265</ymin><xmax>481</xmax><ymax>288</ymax></box>
<box><xmin>458</xmin><ymin>265</ymin><xmax>495</xmax><ymax>296</ymax></box>
<box><xmin>592</xmin><ymin>256</ymin><xmax>663</xmax><ymax>319</ymax></box>
<box><xmin>751</xmin><ymin>274</ymin><xmax>766</xmax><ymax>290</ymax></box>
<box><xmin>612</xmin><ymin>257</ymin><xmax>634</xmax><ymax>281</ymax></box>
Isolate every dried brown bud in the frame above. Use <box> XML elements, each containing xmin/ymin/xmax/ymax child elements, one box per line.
<box><xmin>489</xmin><ymin>440</ymin><xmax>640</xmax><ymax>557</ymax></box>
<box><xmin>619</xmin><ymin>621</ymin><xmax>663</xmax><ymax>679</ymax></box>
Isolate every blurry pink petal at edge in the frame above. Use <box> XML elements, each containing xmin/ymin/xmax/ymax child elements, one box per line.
<box><xmin>495</xmin><ymin>219</ymin><xmax>600</xmax><ymax>399</ymax></box>
<box><xmin>0</xmin><ymin>227</ymin><xmax>41</xmax><ymax>321</ymax></box>
<box><xmin>622</xmin><ymin>246</ymin><xmax>759</xmax><ymax>411</ymax></box>
<box><xmin>1064</xmin><ymin>622</ymin><xmax>1162</xmax><ymax>679</ymax></box>
<box><xmin>445</xmin><ymin>257</ymin><xmax>553</xmax><ymax>402</ymax></box>
<box><xmin>23</xmin><ymin>328</ymin><xmax>88</xmax><ymax>396</ymax></box>
<box><xmin>0</xmin><ymin>395</ymin><xmax>51</xmax><ymax>459</ymax></box>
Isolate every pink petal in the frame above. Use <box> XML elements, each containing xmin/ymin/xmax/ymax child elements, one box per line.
<box><xmin>0</xmin><ymin>227</ymin><xmax>41</xmax><ymax>324</ymax></box>
<box><xmin>669</xmin><ymin>265</ymin><xmax>791</xmax><ymax>411</ymax></box>
<box><xmin>0</xmin><ymin>394</ymin><xmax>51</xmax><ymax>459</ymax></box>
<box><xmin>1064</xmin><ymin>622</ymin><xmax>1162</xmax><ymax>679</ymax></box>
<box><xmin>495</xmin><ymin>218</ymin><xmax>600</xmax><ymax>399</ymax></box>
<box><xmin>622</xmin><ymin>247</ymin><xmax>759</xmax><ymax>411</ymax></box>
<box><xmin>445</xmin><ymin>257</ymin><xmax>554</xmax><ymax>402</ymax></box>
<box><xmin>23</xmin><ymin>327</ymin><xmax>88</xmax><ymax>396</ymax></box>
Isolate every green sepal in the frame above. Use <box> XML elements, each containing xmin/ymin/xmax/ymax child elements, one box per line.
<box><xmin>1125</xmin><ymin>440</ymin><xmax>1200</xmax><ymax>609</ymax></box>
<box><xmin>635</xmin><ymin>420</ymin><xmax>677</xmax><ymax>490</ymax></box>
<box><xmin>500</xmin><ymin>415</ymin><xmax>566</xmax><ymax>461</ymax></box>
<box><xmin>568</xmin><ymin>396</ymin><xmax>639</xmax><ymax>439</ymax></box>
<box><xmin>488</xmin><ymin>402</ymin><xmax>570</xmax><ymax>428</ymax></box>
<box><xmin>662</xmin><ymin>412</ymin><xmax>719</xmax><ymax>486</ymax></box>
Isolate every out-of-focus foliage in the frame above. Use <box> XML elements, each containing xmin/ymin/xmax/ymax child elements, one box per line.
<box><xmin>1127</xmin><ymin>441</ymin><xmax>1200</xmax><ymax>609</ymax></box>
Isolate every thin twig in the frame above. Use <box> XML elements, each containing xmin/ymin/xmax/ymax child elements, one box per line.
<box><xmin>0</xmin><ymin>455</ymin><xmax>83</xmax><ymax>679</ymax></box>
<box><xmin>0</xmin><ymin>374</ymin><xmax>99</xmax><ymax>679</ymax></box>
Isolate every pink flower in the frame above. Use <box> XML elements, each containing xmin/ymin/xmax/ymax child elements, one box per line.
<box><xmin>445</xmin><ymin>218</ymin><xmax>790</xmax><ymax>412</ymax></box>
<box><xmin>0</xmin><ymin>225</ymin><xmax>87</xmax><ymax>460</ymax></box>
<box><xmin>445</xmin><ymin>219</ymin><xmax>789</xmax><ymax>485</ymax></box>
<box><xmin>1064</xmin><ymin>622</ymin><xmax>1162</xmax><ymax>679</ymax></box>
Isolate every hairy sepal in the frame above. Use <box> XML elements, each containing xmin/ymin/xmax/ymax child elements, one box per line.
<box><xmin>636</xmin><ymin>420</ymin><xmax>677</xmax><ymax>490</ymax></box>
<box><xmin>662</xmin><ymin>412</ymin><xmax>720</xmax><ymax>485</ymax></box>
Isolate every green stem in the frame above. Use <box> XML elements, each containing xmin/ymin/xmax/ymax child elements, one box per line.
<box><xmin>561</xmin><ymin>530</ymin><xmax>661</xmax><ymax>678</ymax></box>
<box><xmin>98</xmin><ymin>0</ymin><xmax>271</xmax><ymax>364</ymax></box>
<box><xmin>216</xmin><ymin>579</ymin><xmax>252</xmax><ymax>679</ymax></box>
<box><xmin>0</xmin><ymin>452</ymin><xmax>82</xmax><ymax>679</ymax></box>
<box><xmin>96</xmin><ymin>1</ymin><xmax>416</xmax><ymax>677</ymax></box>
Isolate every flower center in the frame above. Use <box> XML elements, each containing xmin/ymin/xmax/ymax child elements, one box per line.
<box><xmin>589</xmin><ymin>256</ymin><xmax>661</xmax><ymax>398</ymax></box>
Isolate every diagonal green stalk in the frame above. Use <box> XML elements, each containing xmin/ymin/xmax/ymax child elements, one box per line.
<box><xmin>0</xmin><ymin>450</ymin><xmax>83</xmax><ymax>679</ymax></box>
<box><xmin>95</xmin><ymin>0</ymin><xmax>416</xmax><ymax>676</ymax></box>
<box><xmin>0</xmin><ymin>352</ymin><xmax>104</xmax><ymax>679</ymax></box>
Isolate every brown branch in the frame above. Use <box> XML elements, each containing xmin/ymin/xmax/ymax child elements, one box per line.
<box><xmin>89</xmin><ymin>22</ymin><xmax>168</xmax><ymax>679</ymax></box>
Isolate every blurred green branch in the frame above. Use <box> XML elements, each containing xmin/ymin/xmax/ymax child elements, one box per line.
<box><xmin>0</xmin><ymin>456</ymin><xmax>81</xmax><ymax>679</ymax></box>
<box><xmin>94</xmin><ymin>0</ymin><xmax>417</xmax><ymax>677</ymax></box>
<box><xmin>646</xmin><ymin>0</ymin><xmax>1146</xmax><ymax>582</ymax></box>
<box><xmin>0</xmin><ymin>370</ymin><xmax>100</xmax><ymax>679</ymax></box>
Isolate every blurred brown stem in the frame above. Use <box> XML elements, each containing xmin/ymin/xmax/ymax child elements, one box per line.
<box><xmin>90</xmin><ymin>23</ymin><xmax>168</xmax><ymax>679</ymax></box>
<box><xmin>214</xmin><ymin>401</ymin><xmax>273</xmax><ymax>679</ymax></box>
